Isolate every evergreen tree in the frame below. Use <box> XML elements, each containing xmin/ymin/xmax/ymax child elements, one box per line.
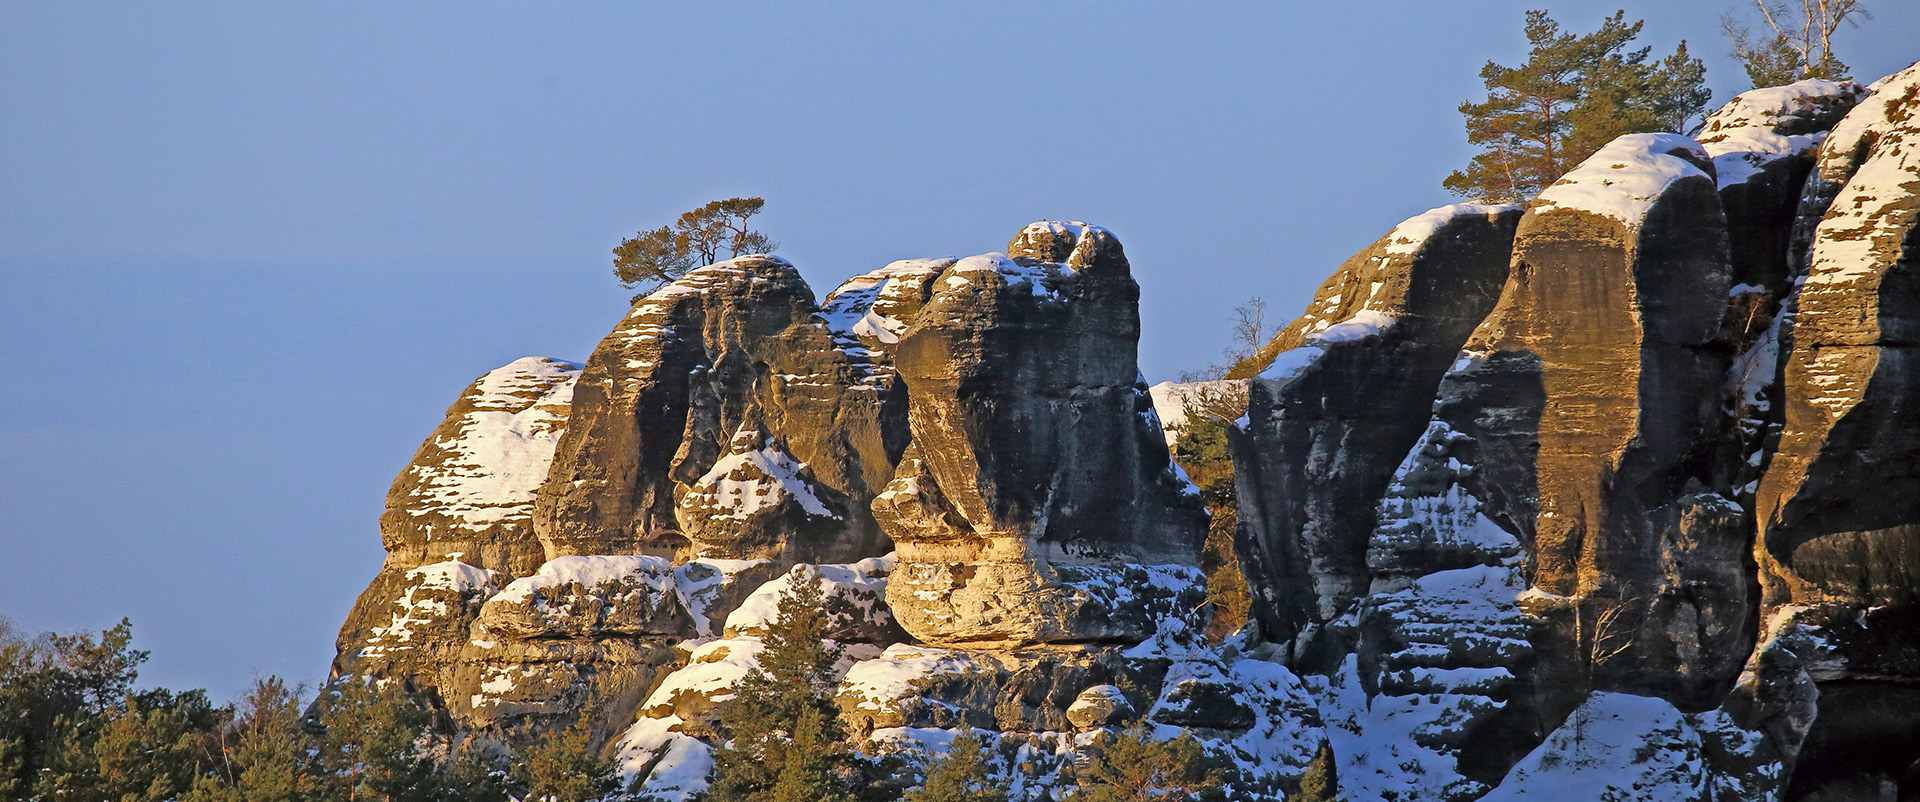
<box><xmin>1293</xmin><ymin>742</ymin><xmax>1340</xmax><ymax>802</ymax></box>
<box><xmin>188</xmin><ymin>676</ymin><xmax>327</xmax><ymax>802</ymax></box>
<box><xmin>1445</xmin><ymin>10</ymin><xmax>1710</xmax><ymax>201</ymax></box>
<box><xmin>614</xmin><ymin>198</ymin><xmax>779</xmax><ymax>294</ymax></box>
<box><xmin>904</xmin><ymin>729</ymin><xmax>1008</xmax><ymax>802</ymax></box>
<box><xmin>315</xmin><ymin>676</ymin><xmax>443</xmax><ymax>802</ymax></box>
<box><xmin>6</xmin><ymin>619</ymin><xmax>229</xmax><ymax>802</ymax></box>
<box><xmin>1076</xmin><ymin>724</ymin><xmax>1221</xmax><ymax>802</ymax></box>
<box><xmin>511</xmin><ymin>710</ymin><xmax>620</xmax><ymax>802</ymax></box>
<box><xmin>698</xmin><ymin>576</ymin><xmax>862</xmax><ymax>802</ymax></box>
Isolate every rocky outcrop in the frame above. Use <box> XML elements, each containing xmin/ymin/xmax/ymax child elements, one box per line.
<box><xmin>333</xmin><ymin>356</ymin><xmax>579</xmax><ymax>687</ymax></box>
<box><xmin>1480</xmin><ymin>133</ymin><xmax>1748</xmax><ymax>711</ymax></box>
<box><xmin>1747</xmin><ymin>63</ymin><xmax>1920</xmax><ymax>798</ymax></box>
<box><xmin>1701</xmin><ymin>79</ymin><xmax>1868</xmax><ymax>300</ymax></box>
<box><xmin>533</xmin><ymin>256</ymin><xmax>903</xmax><ymax>565</ymax></box>
<box><xmin>1229</xmin><ymin>203</ymin><xmax>1519</xmax><ymax>662</ymax></box>
<box><xmin>320</xmin><ymin>69</ymin><xmax>1920</xmax><ymax>802</ymax></box>
<box><xmin>881</xmin><ymin>223</ymin><xmax>1209</xmax><ymax>646</ymax></box>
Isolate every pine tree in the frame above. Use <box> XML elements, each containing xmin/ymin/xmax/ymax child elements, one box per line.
<box><xmin>698</xmin><ymin>576</ymin><xmax>860</xmax><ymax>802</ymax></box>
<box><xmin>1077</xmin><ymin>724</ymin><xmax>1221</xmax><ymax>802</ymax></box>
<box><xmin>614</xmin><ymin>197</ymin><xmax>779</xmax><ymax>294</ymax></box>
<box><xmin>17</xmin><ymin>620</ymin><xmax>229</xmax><ymax>802</ymax></box>
<box><xmin>188</xmin><ymin>676</ymin><xmax>328</xmax><ymax>802</ymax></box>
<box><xmin>1293</xmin><ymin>742</ymin><xmax>1340</xmax><ymax>802</ymax></box>
<box><xmin>511</xmin><ymin>711</ymin><xmax>620</xmax><ymax>802</ymax></box>
<box><xmin>904</xmin><ymin>729</ymin><xmax>1008</xmax><ymax>802</ymax></box>
<box><xmin>315</xmin><ymin>676</ymin><xmax>443</xmax><ymax>802</ymax></box>
<box><xmin>1445</xmin><ymin>10</ymin><xmax>1710</xmax><ymax>202</ymax></box>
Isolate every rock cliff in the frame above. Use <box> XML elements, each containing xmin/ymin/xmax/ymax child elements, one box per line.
<box><xmin>328</xmin><ymin>68</ymin><xmax>1920</xmax><ymax>801</ymax></box>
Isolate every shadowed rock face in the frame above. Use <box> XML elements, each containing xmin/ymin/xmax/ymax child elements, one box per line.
<box><xmin>881</xmin><ymin>222</ymin><xmax>1209</xmax><ymax>646</ymax></box>
<box><xmin>1230</xmin><ymin>204</ymin><xmax>1519</xmax><ymax>663</ymax></box>
<box><xmin>1743</xmin><ymin>64</ymin><xmax>1920</xmax><ymax>799</ymax></box>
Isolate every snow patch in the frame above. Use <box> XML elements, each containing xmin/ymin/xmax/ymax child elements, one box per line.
<box><xmin>1533</xmin><ymin>133</ymin><xmax>1712</xmax><ymax>225</ymax></box>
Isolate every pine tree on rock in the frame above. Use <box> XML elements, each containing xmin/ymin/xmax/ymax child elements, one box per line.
<box><xmin>1076</xmin><ymin>723</ymin><xmax>1221</xmax><ymax>802</ymax></box>
<box><xmin>613</xmin><ymin>197</ymin><xmax>779</xmax><ymax>294</ymax></box>
<box><xmin>1292</xmin><ymin>742</ymin><xmax>1341</xmax><ymax>802</ymax></box>
<box><xmin>698</xmin><ymin>576</ymin><xmax>863</xmax><ymax>802</ymax></box>
<box><xmin>1445</xmin><ymin>10</ymin><xmax>1709</xmax><ymax>202</ymax></box>
<box><xmin>903</xmin><ymin>729</ymin><xmax>1008</xmax><ymax>802</ymax></box>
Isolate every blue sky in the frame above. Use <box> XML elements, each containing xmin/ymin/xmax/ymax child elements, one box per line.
<box><xmin>3</xmin><ymin>2</ymin><xmax>1915</xmax><ymax>700</ymax></box>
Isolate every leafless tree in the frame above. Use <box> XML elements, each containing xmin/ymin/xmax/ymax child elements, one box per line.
<box><xmin>1723</xmin><ymin>0</ymin><xmax>1870</xmax><ymax>87</ymax></box>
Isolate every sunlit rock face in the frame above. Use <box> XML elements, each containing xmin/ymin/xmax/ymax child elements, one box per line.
<box><xmin>332</xmin><ymin>357</ymin><xmax>579</xmax><ymax>692</ymax></box>
<box><xmin>532</xmin><ymin>255</ymin><xmax>900</xmax><ymax>565</ymax></box>
<box><xmin>880</xmin><ymin>223</ymin><xmax>1209</xmax><ymax>647</ymax></box>
<box><xmin>324</xmin><ymin>67</ymin><xmax>1920</xmax><ymax>802</ymax></box>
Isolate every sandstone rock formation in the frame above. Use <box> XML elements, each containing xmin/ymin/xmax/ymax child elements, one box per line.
<box><xmin>325</xmin><ymin>69</ymin><xmax>1920</xmax><ymax>802</ymax></box>
<box><xmin>534</xmin><ymin>255</ymin><xmax>900</xmax><ymax>565</ymax></box>
<box><xmin>1746</xmin><ymin>62</ymin><xmax>1920</xmax><ymax>797</ymax></box>
<box><xmin>1230</xmin><ymin>202</ymin><xmax>1519</xmax><ymax>663</ymax></box>
<box><xmin>881</xmin><ymin>223</ymin><xmax>1209</xmax><ymax>646</ymax></box>
<box><xmin>334</xmin><ymin>356</ymin><xmax>578</xmax><ymax>687</ymax></box>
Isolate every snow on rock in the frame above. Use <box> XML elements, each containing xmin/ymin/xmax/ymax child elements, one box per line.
<box><xmin>1309</xmin><ymin>564</ymin><xmax>1532</xmax><ymax>802</ymax></box>
<box><xmin>722</xmin><ymin>555</ymin><xmax>900</xmax><ymax>643</ymax></box>
<box><xmin>1699</xmin><ymin>78</ymin><xmax>1868</xmax><ymax>187</ymax></box>
<box><xmin>673</xmin><ymin>427</ymin><xmax>846</xmax><ymax>560</ymax></box>
<box><xmin>1800</xmin><ymin>62</ymin><xmax>1920</xmax><ymax>294</ymax></box>
<box><xmin>1147</xmin><ymin>379</ymin><xmax>1247</xmax><ymax>448</ymax></box>
<box><xmin>481</xmin><ymin>555</ymin><xmax>692</xmax><ymax>639</ymax></box>
<box><xmin>1383</xmin><ymin>203</ymin><xmax>1523</xmax><ymax>257</ymax></box>
<box><xmin>670</xmin><ymin>557</ymin><xmax>774</xmax><ymax>638</ymax></box>
<box><xmin>686</xmin><ymin>428</ymin><xmax>836</xmax><ymax>521</ymax></box>
<box><xmin>1257</xmin><ymin>311</ymin><xmax>1397</xmax><ymax>385</ymax></box>
<box><xmin>1368</xmin><ymin>410</ymin><xmax>1526</xmax><ymax>586</ymax></box>
<box><xmin>1532</xmin><ymin>133</ymin><xmax>1713</xmax><ymax>225</ymax></box>
<box><xmin>819</xmin><ymin>258</ymin><xmax>954</xmax><ymax>388</ymax></box>
<box><xmin>357</xmin><ymin>560</ymin><xmax>501</xmax><ymax>663</ymax></box>
<box><xmin>1479</xmin><ymin>693</ymin><xmax>1708</xmax><ymax>802</ymax></box>
<box><xmin>397</xmin><ymin>357</ymin><xmax>580</xmax><ymax>531</ymax></box>
<box><xmin>938</xmin><ymin>253</ymin><xmax>1064</xmax><ymax>301</ymax></box>
<box><xmin>1274</xmin><ymin>202</ymin><xmax>1518</xmax><ymax>351</ymax></box>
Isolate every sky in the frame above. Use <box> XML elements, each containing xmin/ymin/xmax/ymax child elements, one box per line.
<box><xmin>3</xmin><ymin>2</ymin><xmax>1915</xmax><ymax>702</ymax></box>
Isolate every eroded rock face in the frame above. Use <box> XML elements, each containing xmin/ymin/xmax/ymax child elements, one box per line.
<box><xmin>1757</xmin><ymin>64</ymin><xmax>1920</xmax><ymax>618</ymax></box>
<box><xmin>1229</xmin><ymin>203</ymin><xmax>1519</xmax><ymax>662</ymax></box>
<box><xmin>1467</xmin><ymin>134</ymin><xmax>1745</xmax><ymax>710</ymax></box>
<box><xmin>881</xmin><ymin>223</ymin><xmax>1209</xmax><ymax>646</ymax></box>
<box><xmin>332</xmin><ymin>357</ymin><xmax>579</xmax><ymax>688</ymax></box>
<box><xmin>533</xmin><ymin>256</ymin><xmax>903</xmax><ymax>565</ymax></box>
<box><xmin>1701</xmin><ymin>79</ymin><xmax>1869</xmax><ymax>300</ymax></box>
<box><xmin>1748</xmin><ymin>63</ymin><xmax>1920</xmax><ymax>799</ymax></box>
